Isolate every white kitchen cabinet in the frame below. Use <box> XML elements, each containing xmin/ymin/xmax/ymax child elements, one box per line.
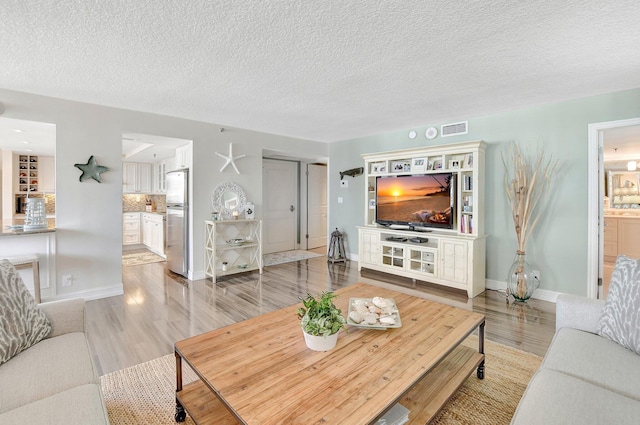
<box><xmin>123</xmin><ymin>212</ymin><xmax>141</xmax><ymax>245</ymax></box>
<box><xmin>123</xmin><ymin>162</ymin><xmax>152</xmax><ymax>193</ymax></box>
<box><xmin>174</xmin><ymin>144</ymin><xmax>192</xmax><ymax>170</ymax></box>
<box><xmin>38</xmin><ymin>156</ymin><xmax>55</xmax><ymax>193</ymax></box>
<box><xmin>154</xmin><ymin>160</ymin><xmax>168</xmax><ymax>193</ymax></box>
<box><xmin>142</xmin><ymin>213</ymin><xmax>165</xmax><ymax>256</ymax></box>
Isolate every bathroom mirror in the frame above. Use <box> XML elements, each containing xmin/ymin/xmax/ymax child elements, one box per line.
<box><xmin>212</xmin><ymin>182</ymin><xmax>247</xmax><ymax>218</ymax></box>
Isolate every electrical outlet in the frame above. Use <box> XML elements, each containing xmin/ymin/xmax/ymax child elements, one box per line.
<box><xmin>532</xmin><ymin>270</ymin><xmax>540</xmax><ymax>281</ymax></box>
<box><xmin>340</xmin><ymin>180</ymin><xmax>348</xmax><ymax>188</ymax></box>
<box><xmin>62</xmin><ymin>274</ymin><xmax>72</xmax><ymax>287</ymax></box>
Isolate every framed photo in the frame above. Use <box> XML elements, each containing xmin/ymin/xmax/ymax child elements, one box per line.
<box><xmin>449</xmin><ymin>160</ymin><xmax>461</xmax><ymax>169</ymax></box>
<box><xmin>391</xmin><ymin>160</ymin><xmax>410</xmax><ymax>173</ymax></box>
<box><xmin>433</xmin><ymin>159</ymin><xmax>443</xmax><ymax>170</ymax></box>
<box><xmin>411</xmin><ymin>157</ymin><xmax>427</xmax><ymax>173</ymax></box>
<box><xmin>464</xmin><ymin>153</ymin><xmax>473</xmax><ymax>168</ymax></box>
<box><xmin>371</xmin><ymin>162</ymin><xmax>386</xmax><ymax>174</ymax></box>
<box><xmin>369</xmin><ymin>199</ymin><xmax>376</xmax><ymax>209</ymax></box>
<box><xmin>427</xmin><ymin>160</ymin><xmax>434</xmax><ymax>171</ymax></box>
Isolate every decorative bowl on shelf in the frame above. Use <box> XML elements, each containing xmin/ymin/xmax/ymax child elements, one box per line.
<box><xmin>237</xmin><ymin>264</ymin><xmax>249</xmax><ymax>269</ymax></box>
<box><xmin>226</xmin><ymin>238</ymin><xmax>246</xmax><ymax>246</ymax></box>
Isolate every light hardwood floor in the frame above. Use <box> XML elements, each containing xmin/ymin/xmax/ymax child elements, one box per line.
<box><xmin>87</xmin><ymin>251</ymin><xmax>556</xmax><ymax>376</ymax></box>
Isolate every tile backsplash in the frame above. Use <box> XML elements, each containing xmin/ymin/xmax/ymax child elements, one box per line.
<box><xmin>123</xmin><ymin>194</ymin><xmax>166</xmax><ymax>212</ymax></box>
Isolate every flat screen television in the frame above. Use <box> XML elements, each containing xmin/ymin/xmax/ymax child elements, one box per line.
<box><xmin>375</xmin><ymin>173</ymin><xmax>455</xmax><ymax>230</ymax></box>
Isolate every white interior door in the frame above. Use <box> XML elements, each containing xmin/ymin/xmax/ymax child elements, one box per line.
<box><xmin>263</xmin><ymin>158</ymin><xmax>298</xmax><ymax>254</ymax></box>
<box><xmin>307</xmin><ymin>164</ymin><xmax>327</xmax><ymax>249</ymax></box>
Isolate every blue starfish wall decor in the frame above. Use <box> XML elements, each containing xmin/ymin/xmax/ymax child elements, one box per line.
<box><xmin>74</xmin><ymin>155</ymin><xmax>109</xmax><ymax>183</ymax></box>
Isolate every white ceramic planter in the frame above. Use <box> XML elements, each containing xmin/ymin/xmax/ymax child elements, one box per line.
<box><xmin>302</xmin><ymin>330</ymin><xmax>339</xmax><ymax>351</ymax></box>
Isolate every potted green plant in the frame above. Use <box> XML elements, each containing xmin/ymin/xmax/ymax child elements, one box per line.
<box><xmin>297</xmin><ymin>291</ymin><xmax>347</xmax><ymax>351</ymax></box>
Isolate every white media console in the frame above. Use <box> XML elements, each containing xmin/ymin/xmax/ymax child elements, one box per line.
<box><xmin>358</xmin><ymin>141</ymin><xmax>487</xmax><ymax>297</ymax></box>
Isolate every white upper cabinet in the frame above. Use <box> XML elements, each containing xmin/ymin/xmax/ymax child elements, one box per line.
<box><xmin>123</xmin><ymin>162</ymin><xmax>152</xmax><ymax>193</ymax></box>
<box><xmin>174</xmin><ymin>144</ymin><xmax>192</xmax><ymax>170</ymax></box>
<box><xmin>39</xmin><ymin>156</ymin><xmax>55</xmax><ymax>193</ymax></box>
<box><xmin>154</xmin><ymin>160</ymin><xmax>168</xmax><ymax>193</ymax></box>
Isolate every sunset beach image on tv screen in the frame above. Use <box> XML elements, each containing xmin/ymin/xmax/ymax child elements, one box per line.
<box><xmin>376</xmin><ymin>174</ymin><xmax>453</xmax><ymax>226</ymax></box>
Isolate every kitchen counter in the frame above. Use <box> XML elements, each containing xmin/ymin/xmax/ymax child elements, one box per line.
<box><xmin>604</xmin><ymin>208</ymin><xmax>640</xmax><ymax>218</ymax></box>
<box><xmin>122</xmin><ymin>210</ymin><xmax>166</xmax><ymax>215</ymax></box>
<box><xmin>604</xmin><ymin>214</ymin><xmax>640</xmax><ymax>219</ymax></box>
<box><xmin>1</xmin><ymin>218</ymin><xmax>56</xmax><ymax>236</ymax></box>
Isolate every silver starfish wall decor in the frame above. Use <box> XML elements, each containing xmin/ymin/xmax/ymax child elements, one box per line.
<box><xmin>74</xmin><ymin>155</ymin><xmax>109</xmax><ymax>183</ymax></box>
<box><xmin>215</xmin><ymin>142</ymin><xmax>246</xmax><ymax>174</ymax></box>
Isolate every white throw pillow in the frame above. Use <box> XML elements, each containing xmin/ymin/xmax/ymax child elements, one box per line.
<box><xmin>0</xmin><ymin>259</ymin><xmax>51</xmax><ymax>365</ymax></box>
<box><xmin>597</xmin><ymin>255</ymin><xmax>640</xmax><ymax>355</ymax></box>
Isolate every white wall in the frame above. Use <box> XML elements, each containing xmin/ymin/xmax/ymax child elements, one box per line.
<box><xmin>0</xmin><ymin>89</ymin><xmax>327</xmax><ymax>299</ymax></box>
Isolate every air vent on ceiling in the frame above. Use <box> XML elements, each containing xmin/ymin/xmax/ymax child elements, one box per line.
<box><xmin>441</xmin><ymin>121</ymin><xmax>468</xmax><ymax>137</ymax></box>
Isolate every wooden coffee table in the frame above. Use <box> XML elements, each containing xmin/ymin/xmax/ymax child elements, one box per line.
<box><xmin>174</xmin><ymin>283</ymin><xmax>485</xmax><ymax>424</ymax></box>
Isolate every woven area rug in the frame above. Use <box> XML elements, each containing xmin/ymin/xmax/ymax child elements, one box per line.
<box><xmin>101</xmin><ymin>337</ymin><xmax>542</xmax><ymax>424</ymax></box>
<box><xmin>263</xmin><ymin>249</ymin><xmax>323</xmax><ymax>266</ymax></box>
<box><xmin>122</xmin><ymin>250</ymin><xmax>166</xmax><ymax>266</ymax></box>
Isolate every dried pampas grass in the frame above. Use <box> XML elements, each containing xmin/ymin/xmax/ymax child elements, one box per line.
<box><xmin>502</xmin><ymin>143</ymin><xmax>558</xmax><ymax>255</ymax></box>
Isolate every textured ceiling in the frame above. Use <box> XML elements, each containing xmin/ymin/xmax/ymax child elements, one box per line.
<box><xmin>1</xmin><ymin>1</ymin><xmax>640</xmax><ymax>142</ymax></box>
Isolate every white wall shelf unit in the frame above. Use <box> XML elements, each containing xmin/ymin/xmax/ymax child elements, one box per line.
<box><xmin>359</xmin><ymin>141</ymin><xmax>486</xmax><ymax>297</ymax></box>
<box><xmin>16</xmin><ymin>154</ymin><xmax>38</xmax><ymax>192</ymax></box>
<box><xmin>204</xmin><ymin>219</ymin><xmax>263</xmax><ymax>281</ymax></box>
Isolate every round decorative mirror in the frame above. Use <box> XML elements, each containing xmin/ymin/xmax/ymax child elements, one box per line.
<box><xmin>211</xmin><ymin>182</ymin><xmax>247</xmax><ymax>219</ymax></box>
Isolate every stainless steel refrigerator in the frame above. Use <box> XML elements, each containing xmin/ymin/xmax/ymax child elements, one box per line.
<box><xmin>166</xmin><ymin>169</ymin><xmax>189</xmax><ymax>277</ymax></box>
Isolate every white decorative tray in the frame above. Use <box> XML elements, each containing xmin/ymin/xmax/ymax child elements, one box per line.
<box><xmin>346</xmin><ymin>297</ymin><xmax>402</xmax><ymax>329</ymax></box>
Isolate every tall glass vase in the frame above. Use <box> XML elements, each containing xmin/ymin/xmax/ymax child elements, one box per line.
<box><xmin>507</xmin><ymin>252</ymin><xmax>538</xmax><ymax>302</ymax></box>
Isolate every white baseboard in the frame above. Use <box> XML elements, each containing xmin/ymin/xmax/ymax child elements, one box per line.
<box><xmin>485</xmin><ymin>279</ymin><xmax>561</xmax><ymax>303</ymax></box>
<box><xmin>46</xmin><ymin>285</ymin><xmax>124</xmax><ymax>302</ymax></box>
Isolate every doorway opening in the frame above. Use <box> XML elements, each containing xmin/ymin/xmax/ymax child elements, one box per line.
<box><xmin>121</xmin><ymin>133</ymin><xmax>192</xmax><ymax>272</ymax></box>
<box><xmin>262</xmin><ymin>152</ymin><xmax>329</xmax><ymax>261</ymax></box>
<box><xmin>588</xmin><ymin>118</ymin><xmax>640</xmax><ymax>299</ymax></box>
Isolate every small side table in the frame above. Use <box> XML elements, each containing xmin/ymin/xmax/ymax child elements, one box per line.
<box><xmin>7</xmin><ymin>255</ymin><xmax>41</xmax><ymax>303</ymax></box>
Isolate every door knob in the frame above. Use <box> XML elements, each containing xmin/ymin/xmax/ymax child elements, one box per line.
<box><xmin>290</xmin><ymin>205</ymin><xmax>295</xmax><ymax>212</ymax></box>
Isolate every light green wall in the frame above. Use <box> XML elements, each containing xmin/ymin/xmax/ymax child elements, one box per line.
<box><xmin>329</xmin><ymin>88</ymin><xmax>640</xmax><ymax>296</ymax></box>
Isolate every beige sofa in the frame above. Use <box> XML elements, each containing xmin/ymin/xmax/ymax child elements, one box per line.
<box><xmin>511</xmin><ymin>294</ymin><xmax>640</xmax><ymax>424</ymax></box>
<box><xmin>0</xmin><ymin>299</ymin><xmax>110</xmax><ymax>424</ymax></box>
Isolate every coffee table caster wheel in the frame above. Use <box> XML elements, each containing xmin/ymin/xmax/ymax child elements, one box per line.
<box><xmin>175</xmin><ymin>410</ymin><xmax>186</xmax><ymax>422</ymax></box>
<box><xmin>477</xmin><ymin>362</ymin><xmax>485</xmax><ymax>380</ymax></box>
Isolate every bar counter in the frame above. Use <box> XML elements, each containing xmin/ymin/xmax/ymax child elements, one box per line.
<box><xmin>1</xmin><ymin>218</ymin><xmax>56</xmax><ymax>236</ymax></box>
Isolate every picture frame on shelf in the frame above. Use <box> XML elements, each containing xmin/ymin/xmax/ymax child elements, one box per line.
<box><xmin>449</xmin><ymin>160</ymin><xmax>461</xmax><ymax>169</ymax></box>
<box><xmin>371</xmin><ymin>162</ymin><xmax>386</xmax><ymax>174</ymax></box>
<box><xmin>391</xmin><ymin>160</ymin><xmax>411</xmax><ymax>173</ymax></box>
<box><xmin>433</xmin><ymin>159</ymin><xmax>443</xmax><ymax>170</ymax></box>
<box><xmin>411</xmin><ymin>157</ymin><xmax>427</xmax><ymax>173</ymax></box>
<box><xmin>369</xmin><ymin>199</ymin><xmax>376</xmax><ymax>209</ymax></box>
<box><xmin>427</xmin><ymin>160</ymin><xmax>434</xmax><ymax>171</ymax></box>
<box><xmin>464</xmin><ymin>153</ymin><xmax>473</xmax><ymax>168</ymax></box>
